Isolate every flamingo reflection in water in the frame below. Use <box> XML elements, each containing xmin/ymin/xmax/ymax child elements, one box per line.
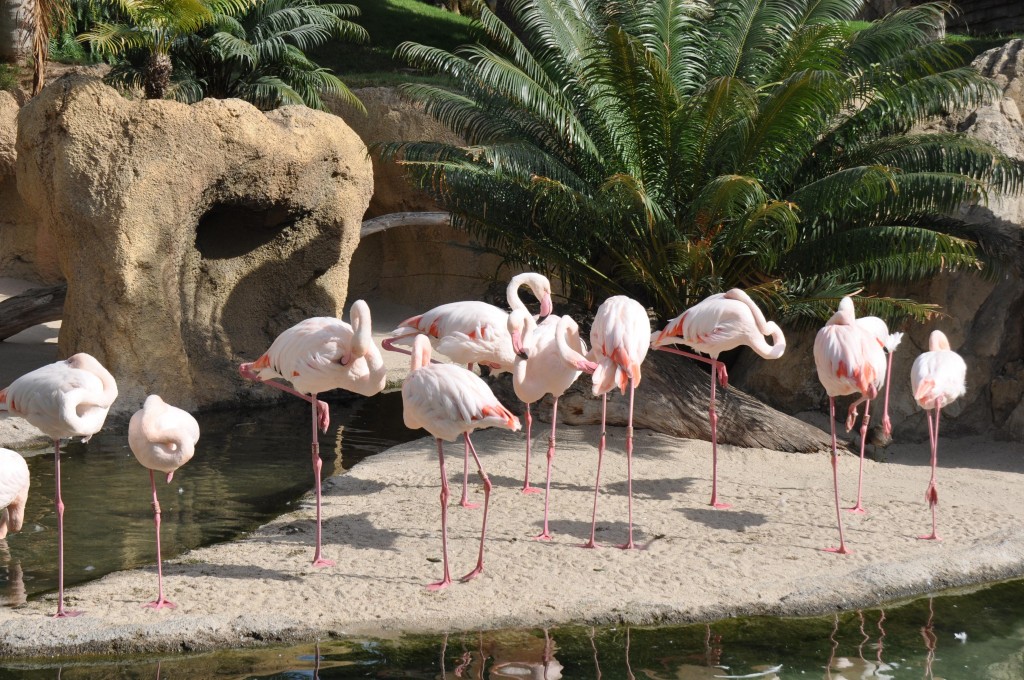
<box><xmin>438</xmin><ymin>630</ymin><xmax>563</xmax><ymax>680</ymax></box>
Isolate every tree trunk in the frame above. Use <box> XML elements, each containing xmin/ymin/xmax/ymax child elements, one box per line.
<box><xmin>0</xmin><ymin>0</ymin><xmax>32</xmax><ymax>64</ymax></box>
<box><xmin>0</xmin><ymin>283</ymin><xmax>65</xmax><ymax>341</ymax></box>
<box><xmin>144</xmin><ymin>52</ymin><xmax>171</xmax><ymax>100</ymax></box>
<box><xmin>490</xmin><ymin>350</ymin><xmax>836</xmax><ymax>453</ymax></box>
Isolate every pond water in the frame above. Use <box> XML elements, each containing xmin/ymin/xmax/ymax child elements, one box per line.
<box><xmin>0</xmin><ymin>390</ymin><xmax>415</xmax><ymax>603</ymax></box>
<box><xmin>1</xmin><ymin>577</ymin><xmax>1023</xmax><ymax>678</ymax></box>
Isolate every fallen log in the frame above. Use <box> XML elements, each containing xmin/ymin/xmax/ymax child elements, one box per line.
<box><xmin>490</xmin><ymin>349</ymin><xmax>835</xmax><ymax>453</ymax></box>
<box><xmin>0</xmin><ymin>284</ymin><xmax>67</xmax><ymax>341</ymax></box>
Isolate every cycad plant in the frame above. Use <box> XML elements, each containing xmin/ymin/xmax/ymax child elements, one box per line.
<box><xmin>384</xmin><ymin>0</ymin><xmax>1023</xmax><ymax>324</ymax></box>
<box><xmin>172</xmin><ymin>0</ymin><xmax>367</xmax><ymax>110</ymax></box>
<box><xmin>83</xmin><ymin>0</ymin><xmax>255</xmax><ymax>99</ymax></box>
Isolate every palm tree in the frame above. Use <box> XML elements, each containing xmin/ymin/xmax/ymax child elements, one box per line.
<box><xmin>170</xmin><ymin>0</ymin><xmax>367</xmax><ymax>110</ymax></box>
<box><xmin>384</xmin><ymin>0</ymin><xmax>1023</xmax><ymax>324</ymax></box>
<box><xmin>83</xmin><ymin>0</ymin><xmax>253</xmax><ymax>98</ymax></box>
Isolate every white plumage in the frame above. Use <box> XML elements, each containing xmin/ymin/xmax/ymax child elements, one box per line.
<box><xmin>0</xmin><ymin>448</ymin><xmax>29</xmax><ymax>540</ymax></box>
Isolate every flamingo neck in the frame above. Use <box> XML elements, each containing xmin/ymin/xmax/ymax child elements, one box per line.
<box><xmin>349</xmin><ymin>300</ymin><xmax>373</xmax><ymax>359</ymax></box>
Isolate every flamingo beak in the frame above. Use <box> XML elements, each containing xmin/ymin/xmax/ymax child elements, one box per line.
<box><xmin>576</xmin><ymin>359</ymin><xmax>599</xmax><ymax>374</ymax></box>
<box><xmin>540</xmin><ymin>294</ymin><xmax>553</xmax><ymax>319</ymax></box>
<box><xmin>511</xmin><ymin>330</ymin><xmax>529</xmax><ymax>359</ymax></box>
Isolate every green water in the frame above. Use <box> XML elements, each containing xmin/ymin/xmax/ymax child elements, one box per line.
<box><xmin>2</xmin><ymin>578</ymin><xmax>1023</xmax><ymax>677</ymax></box>
<box><xmin>0</xmin><ymin>391</ymin><xmax>415</xmax><ymax>603</ymax></box>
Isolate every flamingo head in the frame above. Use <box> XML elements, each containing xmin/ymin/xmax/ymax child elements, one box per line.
<box><xmin>411</xmin><ymin>334</ymin><xmax>433</xmax><ymax>371</ymax></box>
<box><xmin>828</xmin><ymin>297</ymin><xmax>856</xmax><ymax>326</ymax></box>
<box><xmin>512</xmin><ymin>272</ymin><xmax>554</xmax><ymax>318</ymax></box>
<box><xmin>928</xmin><ymin>330</ymin><xmax>951</xmax><ymax>352</ymax></box>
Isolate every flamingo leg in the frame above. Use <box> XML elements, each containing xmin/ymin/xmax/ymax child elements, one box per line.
<box><xmin>52</xmin><ymin>438</ymin><xmax>81</xmax><ymax>618</ymax></box>
<box><xmin>239</xmin><ymin>364</ymin><xmax>329</xmax><ymax>432</ymax></box>
<box><xmin>521</xmin><ymin>403</ymin><xmax>541</xmax><ymax>494</ymax></box>
<box><xmin>708</xmin><ymin>365</ymin><xmax>731</xmax><ymax>510</ymax></box>
<box><xmin>581</xmin><ymin>394</ymin><xmax>607</xmax><ymax>549</ymax></box>
<box><xmin>654</xmin><ymin>346</ymin><xmax>728</xmax><ymax>386</ymax></box>
<box><xmin>881</xmin><ymin>351</ymin><xmax>894</xmax><ymax>438</ymax></box>
<box><xmin>428</xmin><ymin>438</ymin><xmax>453</xmax><ymax>590</ymax></box>
<box><xmin>143</xmin><ymin>470</ymin><xmax>176</xmax><ymax>609</ymax></box>
<box><xmin>824</xmin><ymin>397</ymin><xmax>852</xmax><ymax>554</ymax></box>
<box><xmin>618</xmin><ymin>381</ymin><xmax>637</xmax><ymax>550</ymax></box>
<box><xmin>459</xmin><ymin>433</ymin><xmax>480</xmax><ymax>509</ymax></box>
<box><xmin>534</xmin><ymin>398</ymin><xmax>558</xmax><ymax>541</ymax></box>
<box><xmin>461</xmin><ymin>434</ymin><xmax>492</xmax><ymax>582</ymax></box>
<box><xmin>918</xmin><ymin>400</ymin><xmax>942</xmax><ymax>541</ymax></box>
<box><xmin>310</xmin><ymin>396</ymin><xmax>334</xmax><ymax>568</ymax></box>
<box><xmin>847</xmin><ymin>399</ymin><xmax>871</xmax><ymax>514</ymax></box>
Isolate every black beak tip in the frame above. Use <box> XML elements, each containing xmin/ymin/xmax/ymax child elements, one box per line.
<box><xmin>517</xmin><ymin>350</ymin><xmax>530</xmax><ymax>360</ymax></box>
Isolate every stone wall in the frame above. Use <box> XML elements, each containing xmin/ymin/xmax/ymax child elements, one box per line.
<box><xmin>859</xmin><ymin>1</ymin><xmax>1024</xmax><ymax>34</ymax></box>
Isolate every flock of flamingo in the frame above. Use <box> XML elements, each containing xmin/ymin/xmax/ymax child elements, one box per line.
<box><xmin>0</xmin><ymin>272</ymin><xmax>966</xmax><ymax>617</ymax></box>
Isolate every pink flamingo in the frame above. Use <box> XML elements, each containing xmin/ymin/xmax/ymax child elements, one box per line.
<box><xmin>508</xmin><ymin>311</ymin><xmax>597</xmax><ymax>540</ymax></box>
<box><xmin>846</xmin><ymin>315</ymin><xmax>903</xmax><ymax>513</ymax></box>
<box><xmin>910</xmin><ymin>330</ymin><xmax>966</xmax><ymax>541</ymax></box>
<box><xmin>127</xmin><ymin>395</ymin><xmax>200</xmax><ymax>609</ymax></box>
<box><xmin>0</xmin><ymin>448</ymin><xmax>29</xmax><ymax>540</ymax></box>
<box><xmin>583</xmin><ymin>295</ymin><xmax>650</xmax><ymax>550</ymax></box>
<box><xmin>651</xmin><ymin>289</ymin><xmax>786</xmax><ymax>508</ymax></box>
<box><xmin>384</xmin><ymin>273</ymin><xmax>553</xmax><ymax>501</ymax></box>
<box><xmin>813</xmin><ymin>297</ymin><xmax>885</xmax><ymax>554</ymax></box>
<box><xmin>239</xmin><ymin>299</ymin><xmax>386</xmax><ymax>567</ymax></box>
<box><xmin>401</xmin><ymin>334</ymin><xmax>521</xmax><ymax>589</ymax></box>
<box><xmin>0</xmin><ymin>353</ymin><xmax>118</xmax><ymax>617</ymax></box>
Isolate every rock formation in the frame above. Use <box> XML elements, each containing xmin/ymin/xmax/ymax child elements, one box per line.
<box><xmin>859</xmin><ymin>0</ymin><xmax>1024</xmax><ymax>34</ymax></box>
<box><xmin>734</xmin><ymin>40</ymin><xmax>1024</xmax><ymax>442</ymax></box>
<box><xmin>15</xmin><ymin>75</ymin><xmax>373</xmax><ymax>416</ymax></box>
<box><xmin>330</xmin><ymin>87</ymin><xmax>507</xmax><ymax>310</ymax></box>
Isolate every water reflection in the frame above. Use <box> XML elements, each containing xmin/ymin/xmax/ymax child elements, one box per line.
<box><xmin>2</xmin><ymin>391</ymin><xmax>414</xmax><ymax>601</ymax></box>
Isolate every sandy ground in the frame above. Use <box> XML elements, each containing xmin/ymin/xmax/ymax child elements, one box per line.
<box><xmin>0</xmin><ymin>419</ymin><xmax>1021</xmax><ymax>657</ymax></box>
<box><xmin>0</xmin><ymin>279</ymin><xmax>1022</xmax><ymax>657</ymax></box>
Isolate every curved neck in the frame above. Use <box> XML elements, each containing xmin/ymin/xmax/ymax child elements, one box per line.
<box><xmin>506</xmin><ymin>275</ymin><xmax>529</xmax><ymax>313</ymax></box>
<box><xmin>411</xmin><ymin>336</ymin><xmax>432</xmax><ymax>371</ymax></box>
<box><xmin>349</xmin><ymin>300</ymin><xmax>373</xmax><ymax>358</ymax></box>
<box><xmin>748</xmin><ymin>321</ymin><xmax>786</xmax><ymax>360</ymax></box>
<box><xmin>556</xmin><ymin>316</ymin><xmax>588</xmax><ymax>366</ymax></box>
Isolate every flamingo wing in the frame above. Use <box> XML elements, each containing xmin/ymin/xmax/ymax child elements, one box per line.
<box><xmin>402</xmin><ymin>365</ymin><xmax>520</xmax><ymax>441</ymax></box>
<box><xmin>911</xmin><ymin>350</ymin><xmax>967</xmax><ymax>410</ymax></box>
<box><xmin>0</xmin><ymin>449</ymin><xmax>29</xmax><ymax>509</ymax></box>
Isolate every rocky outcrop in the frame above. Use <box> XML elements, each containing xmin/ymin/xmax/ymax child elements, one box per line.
<box><xmin>15</xmin><ymin>75</ymin><xmax>373</xmax><ymax>416</ymax></box>
<box><xmin>859</xmin><ymin>1</ymin><xmax>1024</xmax><ymax>34</ymax></box>
<box><xmin>734</xmin><ymin>41</ymin><xmax>1024</xmax><ymax>442</ymax></box>
<box><xmin>330</xmin><ymin>87</ymin><xmax>507</xmax><ymax>310</ymax></box>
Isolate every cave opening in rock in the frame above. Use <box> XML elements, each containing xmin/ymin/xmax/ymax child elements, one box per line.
<box><xmin>195</xmin><ymin>202</ymin><xmax>304</xmax><ymax>260</ymax></box>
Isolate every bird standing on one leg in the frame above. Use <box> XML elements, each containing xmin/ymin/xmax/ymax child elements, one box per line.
<box><xmin>910</xmin><ymin>330</ymin><xmax>966</xmax><ymax>541</ymax></box>
<box><xmin>239</xmin><ymin>299</ymin><xmax>386</xmax><ymax>568</ymax></box>
<box><xmin>583</xmin><ymin>295</ymin><xmax>650</xmax><ymax>550</ymax></box>
<box><xmin>0</xmin><ymin>353</ymin><xmax>118</xmax><ymax>617</ymax></box>
<box><xmin>814</xmin><ymin>298</ymin><xmax>885</xmax><ymax>554</ymax></box>
<box><xmin>383</xmin><ymin>273</ymin><xmax>553</xmax><ymax>502</ymax></box>
<box><xmin>0</xmin><ymin>449</ymin><xmax>29</xmax><ymax>540</ymax></box>
<box><xmin>651</xmin><ymin>289</ymin><xmax>786</xmax><ymax>509</ymax></box>
<box><xmin>401</xmin><ymin>335</ymin><xmax>520</xmax><ymax>589</ymax></box>
<box><xmin>128</xmin><ymin>395</ymin><xmax>200</xmax><ymax>609</ymax></box>
<box><xmin>509</xmin><ymin>311</ymin><xmax>596</xmax><ymax>540</ymax></box>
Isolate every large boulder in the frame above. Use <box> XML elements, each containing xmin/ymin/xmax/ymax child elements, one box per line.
<box><xmin>734</xmin><ymin>41</ymin><xmax>1024</xmax><ymax>442</ymax></box>
<box><xmin>15</xmin><ymin>75</ymin><xmax>373</xmax><ymax>416</ymax></box>
<box><xmin>330</xmin><ymin>87</ymin><xmax>508</xmax><ymax>310</ymax></box>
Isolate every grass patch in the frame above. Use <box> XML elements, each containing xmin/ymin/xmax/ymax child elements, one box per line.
<box><xmin>312</xmin><ymin>0</ymin><xmax>476</xmax><ymax>81</ymax></box>
<box><xmin>947</xmin><ymin>32</ymin><xmax>1024</xmax><ymax>57</ymax></box>
<box><xmin>0</xmin><ymin>63</ymin><xmax>19</xmax><ymax>92</ymax></box>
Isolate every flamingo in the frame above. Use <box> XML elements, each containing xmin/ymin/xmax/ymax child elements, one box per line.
<box><xmin>846</xmin><ymin>315</ymin><xmax>903</xmax><ymax>513</ymax></box>
<box><xmin>401</xmin><ymin>334</ymin><xmax>521</xmax><ymax>589</ymax></box>
<box><xmin>910</xmin><ymin>330</ymin><xmax>966</xmax><ymax>541</ymax></box>
<box><xmin>0</xmin><ymin>448</ymin><xmax>29</xmax><ymax>540</ymax></box>
<box><xmin>583</xmin><ymin>295</ymin><xmax>650</xmax><ymax>550</ymax></box>
<box><xmin>383</xmin><ymin>272</ymin><xmax>553</xmax><ymax>501</ymax></box>
<box><xmin>508</xmin><ymin>311</ymin><xmax>597</xmax><ymax>539</ymax></box>
<box><xmin>651</xmin><ymin>289</ymin><xmax>786</xmax><ymax>508</ymax></box>
<box><xmin>813</xmin><ymin>297</ymin><xmax>886</xmax><ymax>554</ymax></box>
<box><xmin>0</xmin><ymin>353</ymin><xmax>118</xmax><ymax>617</ymax></box>
<box><xmin>128</xmin><ymin>395</ymin><xmax>200</xmax><ymax>609</ymax></box>
<box><xmin>239</xmin><ymin>299</ymin><xmax>386</xmax><ymax>567</ymax></box>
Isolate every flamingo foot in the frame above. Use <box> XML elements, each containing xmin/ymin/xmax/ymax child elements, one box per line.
<box><xmin>312</xmin><ymin>557</ymin><xmax>335</xmax><ymax>568</ymax></box>
<box><xmin>315</xmin><ymin>400</ymin><xmax>329</xmax><ymax>433</ymax></box>
<box><xmin>143</xmin><ymin>598</ymin><xmax>177</xmax><ymax>610</ymax></box>
<box><xmin>533</xmin><ymin>531</ymin><xmax>552</xmax><ymax>541</ymax></box>
<box><xmin>917</xmin><ymin>533</ymin><xmax>942</xmax><ymax>541</ymax></box>
<box><xmin>845</xmin><ymin>504</ymin><xmax>867</xmax><ymax>514</ymax></box>
<box><xmin>459</xmin><ymin>499</ymin><xmax>481</xmax><ymax>509</ymax></box>
<box><xmin>882</xmin><ymin>415</ymin><xmax>892</xmax><ymax>438</ymax></box>
<box><xmin>823</xmin><ymin>546</ymin><xmax>852</xmax><ymax>555</ymax></box>
<box><xmin>460</xmin><ymin>565</ymin><xmax>484</xmax><ymax>582</ymax></box>
<box><xmin>520</xmin><ymin>485</ymin><xmax>542</xmax><ymax>495</ymax></box>
<box><xmin>53</xmin><ymin>608</ymin><xmax>83</xmax><ymax>619</ymax></box>
<box><xmin>580</xmin><ymin>540</ymin><xmax>600</xmax><ymax>549</ymax></box>
<box><xmin>716</xmin><ymin>364</ymin><xmax>728</xmax><ymax>388</ymax></box>
<box><xmin>426</xmin><ymin>577</ymin><xmax>452</xmax><ymax>591</ymax></box>
<box><xmin>711</xmin><ymin>501</ymin><xmax>732</xmax><ymax>510</ymax></box>
<box><xmin>617</xmin><ymin>540</ymin><xmax>637</xmax><ymax>550</ymax></box>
